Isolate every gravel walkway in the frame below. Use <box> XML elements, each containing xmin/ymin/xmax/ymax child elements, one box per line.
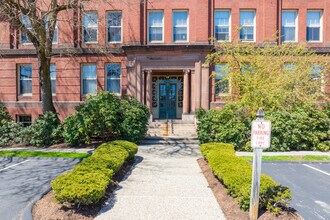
<box><xmin>96</xmin><ymin>143</ymin><xmax>225</xmax><ymax>220</ymax></box>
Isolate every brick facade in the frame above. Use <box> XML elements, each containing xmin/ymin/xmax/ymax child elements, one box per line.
<box><xmin>0</xmin><ymin>0</ymin><xmax>329</xmax><ymax>121</ymax></box>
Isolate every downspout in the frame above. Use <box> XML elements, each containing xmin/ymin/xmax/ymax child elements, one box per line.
<box><xmin>144</xmin><ymin>0</ymin><xmax>148</xmax><ymax>45</ymax></box>
<box><xmin>277</xmin><ymin>0</ymin><xmax>282</xmax><ymax>45</ymax></box>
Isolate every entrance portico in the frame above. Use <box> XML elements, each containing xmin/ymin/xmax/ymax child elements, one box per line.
<box><xmin>124</xmin><ymin>45</ymin><xmax>212</xmax><ymax>121</ymax></box>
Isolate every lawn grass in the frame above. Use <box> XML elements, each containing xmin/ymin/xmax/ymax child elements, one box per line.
<box><xmin>240</xmin><ymin>155</ymin><xmax>330</xmax><ymax>162</ymax></box>
<box><xmin>0</xmin><ymin>150</ymin><xmax>90</xmax><ymax>159</ymax></box>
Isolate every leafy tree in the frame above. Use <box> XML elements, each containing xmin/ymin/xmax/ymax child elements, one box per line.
<box><xmin>206</xmin><ymin>42</ymin><xmax>329</xmax><ymax>114</ymax></box>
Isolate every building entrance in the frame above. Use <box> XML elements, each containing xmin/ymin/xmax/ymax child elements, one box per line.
<box><xmin>151</xmin><ymin>75</ymin><xmax>183</xmax><ymax>119</ymax></box>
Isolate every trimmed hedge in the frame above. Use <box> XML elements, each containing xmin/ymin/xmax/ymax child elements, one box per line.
<box><xmin>201</xmin><ymin>143</ymin><xmax>292</xmax><ymax>214</ymax></box>
<box><xmin>51</xmin><ymin>141</ymin><xmax>138</xmax><ymax>206</ymax></box>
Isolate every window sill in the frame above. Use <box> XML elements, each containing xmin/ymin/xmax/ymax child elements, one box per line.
<box><xmin>82</xmin><ymin>42</ymin><xmax>98</xmax><ymax>44</ymax></box>
<box><xmin>307</xmin><ymin>41</ymin><xmax>323</xmax><ymax>44</ymax></box>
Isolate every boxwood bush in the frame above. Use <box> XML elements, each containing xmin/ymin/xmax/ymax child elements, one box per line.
<box><xmin>51</xmin><ymin>141</ymin><xmax>138</xmax><ymax>206</ymax></box>
<box><xmin>201</xmin><ymin>143</ymin><xmax>292</xmax><ymax>214</ymax></box>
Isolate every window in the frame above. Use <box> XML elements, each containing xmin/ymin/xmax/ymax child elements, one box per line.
<box><xmin>107</xmin><ymin>11</ymin><xmax>122</xmax><ymax>43</ymax></box>
<box><xmin>310</xmin><ymin>65</ymin><xmax>322</xmax><ymax>80</ymax></box>
<box><xmin>106</xmin><ymin>64</ymin><xmax>121</xmax><ymax>94</ymax></box>
<box><xmin>307</xmin><ymin>11</ymin><xmax>322</xmax><ymax>42</ymax></box>
<box><xmin>282</xmin><ymin>11</ymin><xmax>297</xmax><ymax>42</ymax></box>
<box><xmin>17</xmin><ymin>115</ymin><xmax>32</xmax><ymax>127</ymax></box>
<box><xmin>283</xmin><ymin>63</ymin><xmax>296</xmax><ymax>72</ymax></box>
<box><xmin>81</xmin><ymin>64</ymin><xmax>97</xmax><ymax>95</ymax></box>
<box><xmin>83</xmin><ymin>12</ymin><xmax>98</xmax><ymax>43</ymax></box>
<box><xmin>173</xmin><ymin>11</ymin><xmax>188</xmax><ymax>42</ymax></box>
<box><xmin>214</xmin><ymin>10</ymin><xmax>230</xmax><ymax>41</ymax></box>
<box><xmin>148</xmin><ymin>11</ymin><xmax>164</xmax><ymax>42</ymax></box>
<box><xmin>45</xmin><ymin>16</ymin><xmax>58</xmax><ymax>43</ymax></box>
<box><xmin>21</xmin><ymin>15</ymin><xmax>32</xmax><ymax>44</ymax></box>
<box><xmin>215</xmin><ymin>64</ymin><xmax>230</xmax><ymax>95</ymax></box>
<box><xmin>240</xmin><ymin>10</ymin><xmax>255</xmax><ymax>42</ymax></box>
<box><xmin>50</xmin><ymin>65</ymin><xmax>56</xmax><ymax>94</ymax></box>
<box><xmin>241</xmin><ymin>63</ymin><xmax>254</xmax><ymax>75</ymax></box>
<box><xmin>18</xmin><ymin>65</ymin><xmax>32</xmax><ymax>95</ymax></box>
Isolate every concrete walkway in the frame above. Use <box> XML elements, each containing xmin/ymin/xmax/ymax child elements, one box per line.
<box><xmin>96</xmin><ymin>143</ymin><xmax>226</xmax><ymax>220</ymax></box>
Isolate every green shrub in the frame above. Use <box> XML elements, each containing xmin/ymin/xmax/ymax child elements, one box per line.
<box><xmin>120</xmin><ymin>95</ymin><xmax>149</xmax><ymax>143</ymax></box>
<box><xmin>0</xmin><ymin>103</ymin><xmax>12</xmax><ymax>126</ymax></box>
<box><xmin>111</xmin><ymin>140</ymin><xmax>138</xmax><ymax>159</ymax></box>
<box><xmin>195</xmin><ymin>108</ymin><xmax>207</xmax><ymax>120</ymax></box>
<box><xmin>197</xmin><ymin>104</ymin><xmax>251</xmax><ymax>147</ymax></box>
<box><xmin>51</xmin><ymin>141</ymin><xmax>138</xmax><ymax>206</ymax></box>
<box><xmin>51</xmin><ymin>171</ymin><xmax>109</xmax><ymax>205</ymax></box>
<box><xmin>63</xmin><ymin>113</ymin><xmax>89</xmax><ymax>145</ymax></box>
<box><xmin>24</xmin><ymin>112</ymin><xmax>63</xmax><ymax>147</ymax></box>
<box><xmin>200</xmin><ymin>143</ymin><xmax>292</xmax><ymax>213</ymax></box>
<box><xmin>0</xmin><ymin>122</ymin><xmax>24</xmax><ymax>146</ymax></box>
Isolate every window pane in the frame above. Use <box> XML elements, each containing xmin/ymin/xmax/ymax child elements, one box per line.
<box><xmin>215</xmin><ymin>11</ymin><xmax>230</xmax><ymax>26</ymax></box>
<box><xmin>174</xmin><ymin>27</ymin><xmax>187</xmax><ymax>41</ymax></box>
<box><xmin>50</xmin><ymin>65</ymin><xmax>56</xmax><ymax>94</ymax></box>
<box><xmin>149</xmin><ymin>27</ymin><xmax>163</xmax><ymax>41</ymax></box>
<box><xmin>311</xmin><ymin>65</ymin><xmax>322</xmax><ymax>79</ymax></box>
<box><xmin>83</xmin><ymin>13</ymin><xmax>98</xmax><ymax>27</ymax></box>
<box><xmin>20</xmin><ymin>65</ymin><xmax>32</xmax><ymax>79</ymax></box>
<box><xmin>240</xmin><ymin>27</ymin><xmax>254</xmax><ymax>40</ymax></box>
<box><xmin>240</xmin><ymin>11</ymin><xmax>255</xmax><ymax>26</ymax></box>
<box><xmin>18</xmin><ymin>115</ymin><xmax>32</xmax><ymax>127</ymax></box>
<box><xmin>307</xmin><ymin>11</ymin><xmax>321</xmax><ymax>26</ymax></box>
<box><xmin>84</xmin><ymin>28</ymin><xmax>97</xmax><ymax>42</ymax></box>
<box><xmin>282</xmin><ymin>11</ymin><xmax>297</xmax><ymax>26</ymax></box>
<box><xmin>173</xmin><ymin>11</ymin><xmax>188</xmax><ymax>26</ymax></box>
<box><xmin>149</xmin><ymin>12</ymin><xmax>163</xmax><ymax>26</ymax></box>
<box><xmin>108</xmin><ymin>12</ymin><xmax>122</xmax><ymax>26</ymax></box>
<box><xmin>21</xmin><ymin>15</ymin><xmax>32</xmax><ymax>43</ymax></box>
<box><xmin>83</xmin><ymin>80</ymin><xmax>96</xmax><ymax>95</ymax></box>
<box><xmin>53</xmin><ymin>28</ymin><xmax>58</xmax><ymax>43</ymax></box>
<box><xmin>82</xmin><ymin>64</ymin><xmax>97</xmax><ymax>79</ymax></box>
<box><xmin>20</xmin><ymin>80</ymin><xmax>32</xmax><ymax>94</ymax></box>
<box><xmin>106</xmin><ymin>64</ymin><xmax>121</xmax><ymax>93</ymax></box>
<box><xmin>307</xmin><ymin>27</ymin><xmax>320</xmax><ymax>41</ymax></box>
<box><xmin>215</xmin><ymin>64</ymin><xmax>229</xmax><ymax>94</ymax></box>
<box><xmin>83</xmin><ymin>13</ymin><xmax>98</xmax><ymax>42</ymax></box>
<box><xmin>108</xmin><ymin>27</ymin><xmax>121</xmax><ymax>42</ymax></box>
<box><xmin>282</xmin><ymin>27</ymin><xmax>296</xmax><ymax>41</ymax></box>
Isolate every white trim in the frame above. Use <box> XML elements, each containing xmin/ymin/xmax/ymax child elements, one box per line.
<box><xmin>306</xmin><ymin>10</ymin><xmax>323</xmax><ymax>43</ymax></box>
<box><xmin>172</xmin><ymin>10</ymin><xmax>189</xmax><ymax>43</ymax></box>
<box><xmin>82</xmin><ymin>12</ymin><xmax>98</xmax><ymax>44</ymax></box>
<box><xmin>282</xmin><ymin>10</ymin><xmax>298</xmax><ymax>43</ymax></box>
<box><xmin>105</xmin><ymin>63</ymin><xmax>122</xmax><ymax>96</ymax></box>
<box><xmin>214</xmin><ymin>9</ymin><xmax>231</xmax><ymax>42</ymax></box>
<box><xmin>148</xmin><ymin>10</ymin><xmax>164</xmax><ymax>44</ymax></box>
<box><xmin>239</xmin><ymin>10</ymin><xmax>256</xmax><ymax>42</ymax></box>
<box><xmin>106</xmin><ymin>11</ymin><xmax>123</xmax><ymax>44</ymax></box>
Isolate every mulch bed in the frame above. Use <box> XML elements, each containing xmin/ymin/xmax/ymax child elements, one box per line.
<box><xmin>32</xmin><ymin>159</ymin><xmax>134</xmax><ymax>220</ymax></box>
<box><xmin>197</xmin><ymin>158</ymin><xmax>301</xmax><ymax>220</ymax></box>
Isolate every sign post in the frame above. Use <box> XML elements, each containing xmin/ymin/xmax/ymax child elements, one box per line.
<box><xmin>249</xmin><ymin>108</ymin><xmax>271</xmax><ymax>220</ymax></box>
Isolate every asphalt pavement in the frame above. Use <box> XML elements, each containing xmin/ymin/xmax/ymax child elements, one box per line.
<box><xmin>0</xmin><ymin>157</ymin><xmax>80</xmax><ymax>220</ymax></box>
<box><xmin>262</xmin><ymin>162</ymin><xmax>330</xmax><ymax>220</ymax></box>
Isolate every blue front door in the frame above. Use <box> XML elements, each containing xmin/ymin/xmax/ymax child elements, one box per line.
<box><xmin>159</xmin><ymin>79</ymin><xmax>177</xmax><ymax>119</ymax></box>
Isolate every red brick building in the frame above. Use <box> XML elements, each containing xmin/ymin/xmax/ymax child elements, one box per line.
<box><xmin>0</xmin><ymin>0</ymin><xmax>329</xmax><ymax>123</ymax></box>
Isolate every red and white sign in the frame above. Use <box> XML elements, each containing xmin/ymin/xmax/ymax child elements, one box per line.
<box><xmin>251</xmin><ymin>120</ymin><xmax>271</xmax><ymax>149</ymax></box>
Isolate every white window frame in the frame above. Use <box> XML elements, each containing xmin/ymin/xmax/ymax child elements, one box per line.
<box><xmin>50</xmin><ymin>64</ymin><xmax>56</xmax><ymax>95</ymax></box>
<box><xmin>81</xmin><ymin>64</ymin><xmax>97</xmax><ymax>96</ymax></box>
<box><xmin>282</xmin><ymin>10</ymin><xmax>298</xmax><ymax>43</ymax></box>
<box><xmin>239</xmin><ymin>10</ymin><xmax>256</xmax><ymax>42</ymax></box>
<box><xmin>18</xmin><ymin>64</ymin><xmax>32</xmax><ymax>96</ymax></box>
<box><xmin>172</xmin><ymin>10</ymin><xmax>189</xmax><ymax>43</ymax></box>
<box><xmin>82</xmin><ymin>12</ymin><xmax>98</xmax><ymax>44</ymax></box>
<box><xmin>148</xmin><ymin>10</ymin><xmax>164</xmax><ymax>43</ymax></box>
<box><xmin>20</xmin><ymin>15</ymin><xmax>33</xmax><ymax>45</ymax></box>
<box><xmin>105</xmin><ymin>63</ymin><xmax>122</xmax><ymax>95</ymax></box>
<box><xmin>214</xmin><ymin>10</ymin><xmax>231</xmax><ymax>42</ymax></box>
<box><xmin>306</xmin><ymin>10</ymin><xmax>322</xmax><ymax>43</ymax></box>
<box><xmin>107</xmin><ymin>11</ymin><xmax>122</xmax><ymax>44</ymax></box>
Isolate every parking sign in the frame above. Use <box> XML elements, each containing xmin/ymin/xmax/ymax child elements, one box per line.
<box><xmin>251</xmin><ymin>120</ymin><xmax>271</xmax><ymax>149</ymax></box>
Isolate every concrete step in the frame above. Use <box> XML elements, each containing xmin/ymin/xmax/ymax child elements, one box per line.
<box><xmin>140</xmin><ymin>136</ymin><xmax>199</xmax><ymax>145</ymax></box>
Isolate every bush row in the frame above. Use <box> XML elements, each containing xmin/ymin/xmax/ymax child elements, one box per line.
<box><xmin>0</xmin><ymin>92</ymin><xmax>150</xmax><ymax>147</ymax></box>
<box><xmin>197</xmin><ymin>104</ymin><xmax>330</xmax><ymax>152</ymax></box>
<box><xmin>51</xmin><ymin>140</ymin><xmax>138</xmax><ymax>206</ymax></box>
<box><xmin>201</xmin><ymin>142</ymin><xmax>292</xmax><ymax>214</ymax></box>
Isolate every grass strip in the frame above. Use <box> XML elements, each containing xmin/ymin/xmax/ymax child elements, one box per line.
<box><xmin>0</xmin><ymin>150</ymin><xmax>90</xmax><ymax>159</ymax></box>
<box><xmin>240</xmin><ymin>155</ymin><xmax>330</xmax><ymax>162</ymax></box>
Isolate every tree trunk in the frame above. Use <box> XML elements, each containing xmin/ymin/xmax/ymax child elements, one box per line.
<box><xmin>37</xmin><ymin>50</ymin><xmax>56</xmax><ymax>114</ymax></box>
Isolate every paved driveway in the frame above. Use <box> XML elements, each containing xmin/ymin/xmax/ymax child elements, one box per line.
<box><xmin>262</xmin><ymin>162</ymin><xmax>330</xmax><ymax>220</ymax></box>
<box><xmin>0</xmin><ymin>157</ymin><xmax>80</xmax><ymax>220</ymax></box>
